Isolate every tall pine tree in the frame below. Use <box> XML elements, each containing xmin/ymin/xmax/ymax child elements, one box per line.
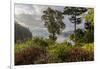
<box><xmin>63</xmin><ymin>7</ymin><xmax>87</xmax><ymax>45</ymax></box>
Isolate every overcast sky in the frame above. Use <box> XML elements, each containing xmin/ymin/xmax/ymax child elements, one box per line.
<box><xmin>15</xmin><ymin>3</ymin><xmax>86</xmax><ymax>43</ymax></box>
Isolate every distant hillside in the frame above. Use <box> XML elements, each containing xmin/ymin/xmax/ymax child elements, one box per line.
<box><xmin>15</xmin><ymin>21</ymin><xmax>32</xmax><ymax>43</ymax></box>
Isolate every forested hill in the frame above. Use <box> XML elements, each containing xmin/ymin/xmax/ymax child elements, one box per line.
<box><xmin>15</xmin><ymin>21</ymin><xmax>32</xmax><ymax>43</ymax></box>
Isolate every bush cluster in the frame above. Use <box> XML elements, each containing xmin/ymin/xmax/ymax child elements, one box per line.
<box><xmin>15</xmin><ymin>37</ymin><xmax>94</xmax><ymax>65</ymax></box>
<box><xmin>15</xmin><ymin>46</ymin><xmax>47</xmax><ymax>65</ymax></box>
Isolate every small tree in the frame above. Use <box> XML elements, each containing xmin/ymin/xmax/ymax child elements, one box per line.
<box><xmin>84</xmin><ymin>8</ymin><xmax>94</xmax><ymax>43</ymax></box>
<box><xmin>63</xmin><ymin>7</ymin><xmax>87</xmax><ymax>45</ymax></box>
<box><xmin>42</xmin><ymin>7</ymin><xmax>65</xmax><ymax>41</ymax></box>
<box><xmin>85</xmin><ymin>9</ymin><xmax>94</xmax><ymax>31</ymax></box>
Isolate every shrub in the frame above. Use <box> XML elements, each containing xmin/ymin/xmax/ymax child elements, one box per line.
<box><xmin>47</xmin><ymin>44</ymin><xmax>94</xmax><ymax>63</ymax></box>
<box><xmin>15</xmin><ymin>37</ymin><xmax>49</xmax><ymax>65</ymax></box>
<box><xmin>82</xmin><ymin>43</ymin><xmax>94</xmax><ymax>52</ymax></box>
<box><xmin>15</xmin><ymin>46</ymin><xmax>47</xmax><ymax>65</ymax></box>
<box><xmin>45</xmin><ymin>39</ymin><xmax>55</xmax><ymax>46</ymax></box>
<box><xmin>15</xmin><ymin>37</ymin><xmax>49</xmax><ymax>53</ymax></box>
<box><xmin>32</xmin><ymin>37</ymin><xmax>48</xmax><ymax>47</ymax></box>
<box><xmin>47</xmin><ymin>44</ymin><xmax>71</xmax><ymax>63</ymax></box>
<box><xmin>65</xmin><ymin>47</ymin><xmax>94</xmax><ymax>62</ymax></box>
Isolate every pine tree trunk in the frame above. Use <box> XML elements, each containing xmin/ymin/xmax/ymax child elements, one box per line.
<box><xmin>74</xmin><ymin>15</ymin><xmax>76</xmax><ymax>46</ymax></box>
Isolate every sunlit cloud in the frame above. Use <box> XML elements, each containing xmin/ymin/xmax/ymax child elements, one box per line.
<box><xmin>15</xmin><ymin>4</ymin><xmax>34</xmax><ymax>15</ymax></box>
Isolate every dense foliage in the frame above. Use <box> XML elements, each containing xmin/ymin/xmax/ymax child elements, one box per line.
<box><xmin>15</xmin><ymin>37</ymin><xmax>94</xmax><ymax>65</ymax></box>
<box><xmin>42</xmin><ymin>7</ymin><xmax>65</xmax><ymax>41</ymax></box>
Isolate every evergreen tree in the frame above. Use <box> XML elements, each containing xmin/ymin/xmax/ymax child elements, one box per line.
<box><xmin>63</xmin><ymin>7</ymin><xmax>87</xmax><ymax>45</ymax></box>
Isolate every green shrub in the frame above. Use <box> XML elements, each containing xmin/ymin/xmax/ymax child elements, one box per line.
<box><xmin>47</xmin><ymin>44</ymin><xmax>71</xmax><ymax>63</ymax></box>
<box><xmin>15</xmin><ymin>37</ymin><xmax>49</xmax><ymax>53</ymax></box>
<box><xmin>15</xmin><ymin>39</ymin><xmax>35</xmax><ymax>53</ymax></box>
<box><xmin>32</xmin><ymin>37</ymin><xmax>48</xmax><ymax>47</ymax></box>
<box><xmin>45</xmin><ymin>39</ymin><xmax>55</xmax><ymax>46</ymax></box>
<box><xmin>82</xmin><ymin>43</ymin><xmax>94</xmax><ymax>52</ymax></box>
